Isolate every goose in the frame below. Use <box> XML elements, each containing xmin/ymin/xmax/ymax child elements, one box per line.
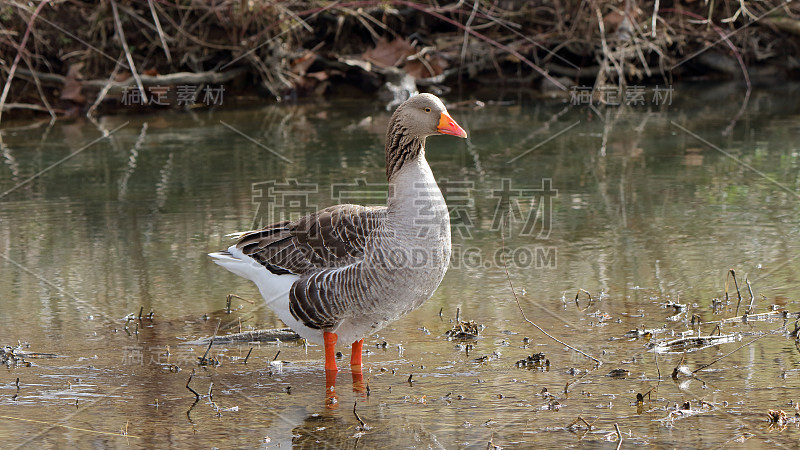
<box><xmin>209</xmin><ymin>93</ymin><xmax>467</xmax><ymax>375</ymax></box>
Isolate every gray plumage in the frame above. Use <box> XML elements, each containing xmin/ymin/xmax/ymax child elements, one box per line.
<box><xmin>211</xmin><ymin>93</ymin><xmax>464</xmax><ymax>345</ymax></box>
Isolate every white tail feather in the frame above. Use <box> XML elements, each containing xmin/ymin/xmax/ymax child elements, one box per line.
<box><xmin>209</xmin><ymin>246</ymin><xmax>323</xmax><ymax>343</ymax></box>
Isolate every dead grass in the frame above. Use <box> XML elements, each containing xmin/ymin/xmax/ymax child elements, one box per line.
<box><xmin>1</xmin><ymin>0</ymin><xmax>798</xmax><ymax>120</ymax></box>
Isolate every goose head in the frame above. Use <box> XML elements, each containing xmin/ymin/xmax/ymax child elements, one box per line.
<box><xmin>391</xmin><ymin>93</ymin><xmax>468</xmax><ymax>139</ymax></box>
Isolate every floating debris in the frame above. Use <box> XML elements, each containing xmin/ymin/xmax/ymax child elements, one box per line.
<box><xmin>606</xmin><ymin>368</ymin><xmax>630</xmax><ymax>378</ymax></box>
<box><xmin>659</xmin><ymin>400</ymin><xmax>710</xmax><ymax>425</ymax></box>
<box><xmin>624</xmin><ymin>327</ymin><xmax>665</xmax><ymax>339</ymax></box>
<box><xmin>446</xmin><ymin>320</ymin><xmax>482</xmax><ymax>339</ymax></box>
<box><xmin>766</xmin><ymin>406</ymin><xmax>800</xmax><ymax>429</ymax></box>
<box><xmin>475</xmin><ymin>351</ymin><xmax>502</xmax><ymax>363</ymax></box>
<box><xmin>662</xmin><ymin>301</ymin><xmax>687</xmax><ymax>312</ymax></box>
<box><xmin>651</xmin><ymin>333</ymin><xmax>740</xmax><ymax>354</ymax></box>
<box><xmin>184</xmin><ymin>328</ymin><xmax>300</xmax><ymax>345</ymax></box>
<box><xmin>516</xmin><ymin>352</ymin><xmax>549</xmax><ymax>369</ymax></box>
<box><xmin>2</xmin><ymin>345</ymin><xmax>60</xmax><ymax>368</ymax></box>
<box><xmin>197</xmin><ymin>338</ymin><xmax>221</xmax><ymax>366</ymax></box>
<box><xmin>666</xmin><ymin>311</ymin><xmax>687</xmax><ymax>322</ymax></box>
<box><xmin>565</xmin><ymin>416</ymin><xmax>595</xmax><ymax>431</ymax></box>
<box><xmin>720</xmin><ymin>310</ymin><xmax>797</xmax><ymax>324</ymax></box>
<box><xmin>767</xmin><ymin>409</ymin><xmax>789</xmax><ymax>426</ymax></box>
<box><xmin>587</xmin><ymin>310</ymin><xmax>613</xmax><ymax>323</ymax></box>
<box><xmin>569</xmin><ymin>367</ymin><xmax>596</xmax><ymax>378</ymax></box>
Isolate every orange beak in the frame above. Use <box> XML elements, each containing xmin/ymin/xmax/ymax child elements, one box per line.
<box><xmin>437</xmin><ymin>112</ymin><xmax>468</xmax><ymax>138</ymax></box>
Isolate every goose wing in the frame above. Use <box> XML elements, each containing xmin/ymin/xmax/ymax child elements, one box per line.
<box><xmin>234</xmin><ymin>204</ymin><xmax>386</xmax><ymax>276</ymax></box>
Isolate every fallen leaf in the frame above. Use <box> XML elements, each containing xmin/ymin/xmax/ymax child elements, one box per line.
<box><xmin>405</xmin><ymin>53</ymin><xmax>447</xmax><ymax>79</ymax></box>
<box><xmin>291</xmin><ymin>51</ymin><xmax>317</xmax><ymax>76</ymax></box>
<box><xmin>363</xmin><ymin>37</ymin><xmax>415</xmax><ymax>68</ymax></box>
<box><xmin>60</xmin><ymin>63</ymin><xmax>85</xmax><ymax>103</ymax></box>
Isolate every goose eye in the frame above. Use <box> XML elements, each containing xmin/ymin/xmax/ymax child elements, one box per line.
<box><xmin>424</xmin><ymin>107</ymin><xmax>431</xmax><ymax>113</ymax></box>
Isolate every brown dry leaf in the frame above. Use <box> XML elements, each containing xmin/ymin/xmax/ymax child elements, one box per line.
<box><xmin>405</xmin><ymin>54</ymin><xmax>447</xmax><ymax>79</ymax></box>
<box><xmin>603</xmin><ymin>11</ymin><xmax>625</xmax><ymax>33</ymax></box>
<box><xmin>363</xmin><ymin>37</ymin><xmax>415</xmax><ymax>68</ymax></box>
<box><xmin>306</xmin><ymin>71</ymin><xmax>329</xmax><ymax>81</ymax></box>
<box><xmin>60</xmin><ymin>63</ymin><xmax>85</xmax><ymax>103</ymax></box>
<box><xmin>142</xmin><ymin>68</ymin><xmax>159</xmax><ymax>76</ymax></box>
<box><xmin>291</xmin><ymin>51</ymin><xmax>317</xmax><ymax>76</ymax></box>
<box><xmin>294</xmin><ymin>73</ymin><xmax>330</xmax><ymax>96</ymax></box>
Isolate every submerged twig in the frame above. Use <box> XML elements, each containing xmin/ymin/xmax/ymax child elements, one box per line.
<box><xmin>745</xmin><ymin>278</ymin><xmax>755</xmax><ymax>314</ymax></box>
<box><xmin>710</xmin><ymin>309</ymin><xmax>793</xmax><ymax>325</ymax></box>
<box><xmin>226</xmin><ymin>294</ymin><xmax>256</xmax><ymax>313</ymax></box>
<box><xmin>726</xmin><ymin>269</ymin><xmax>743</xmax><ymax>315</ymax></box>
<box><xmin>575</xmin><ymin>288</ymin><xmax>593</xmax><ymax>303</ymax></box>
<box><xmin>692</xmin><ymin>334</ymin><xmax>768</xmax><ymax>374</ymax></box>
<box><xmin>565</xmin><ymin>415</ymin><xmax>594</xmax><ymax>430</ymax></box>
<box><xmin>199</xmin><ymin>337</ymin><xmax>213</xmax><ymax>365</ymax></box>
<box><xmin>185</xmin><ymin>328</ymin><xmax>299</xmax><ymax>345</ymax></box>
<box><xmin>500</xmin><ymin>222</ymin><xmax>601</xmax><ymax>366</ymax></box>
<box><xmin>186</xmin><ymin>370</ymin><xmax>200</xmax><ymax>400</ymax></box>
<box><xmin>574</xmin><ymin>288</ymin><xmax>593</xmax><ymax>311</ymax></box>
<box><xmin>653</xmin><ymin>333</ymin><xmax>739</xmax><ymax>354</ymax></box>
<box><xmin>353</xmin><ymin>401</ymin><xmax>370</xmax><ymax>430</ymax></box>
<box><xmin>654</xmin><ymin>348</ymin><xmax>661</xmax><ymax>387</ymax></box>
<box><xmin>0</xmin><ymin>414</ymin><xmax>140</xmax><ymax>439</ymax></box>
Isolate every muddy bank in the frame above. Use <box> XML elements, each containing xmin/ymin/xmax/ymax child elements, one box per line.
<box><xmin>1</xmin><ymin>0</ymin><xmax>798</xmax><ymax>121</ymax></box>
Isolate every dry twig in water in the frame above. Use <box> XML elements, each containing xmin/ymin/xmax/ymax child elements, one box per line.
<box><xmin>186</xmin><ymin>370</ymin><xmax>200</xmax><ymax>401</ymax></box>
<box><xmin>691</xmin><ymin>334</ymin><xmax>769</xmax><ymax>374</ymax></box>
<box><xmin>353</xmin><ymin>401</ymin><xmax>370</xmax><ymax>430</ymax></box>
<box><xmin>500</xmin><ymin>222</ymin><xmax>601</xmax><ymax>366</ymax></box>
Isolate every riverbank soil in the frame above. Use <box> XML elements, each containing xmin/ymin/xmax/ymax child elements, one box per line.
<box><xmin>1</xmin><ymin>0</ymin><xmax>798</xmax><ymax>121</ymax></box>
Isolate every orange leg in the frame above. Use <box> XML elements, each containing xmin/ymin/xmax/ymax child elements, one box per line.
<box><xmin>324</xmin><ymin>331</ymin><xmax>339</xmax><ymax>372</ymax></box>
<box><xmin>324</xmin><ymin>332</ymin><xmax>339</xmax><ymax>408</ymax></box>
<box><xmin>350</xmin><ymin>339</ymin><xmax>364</xmax><ymax>369</ymax></box>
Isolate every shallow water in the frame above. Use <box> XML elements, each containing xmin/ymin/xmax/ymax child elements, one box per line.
<box><xmin>1</xmin><ymin>83</ymin><xmax>800</xmax><ymax>448</ymax></box>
